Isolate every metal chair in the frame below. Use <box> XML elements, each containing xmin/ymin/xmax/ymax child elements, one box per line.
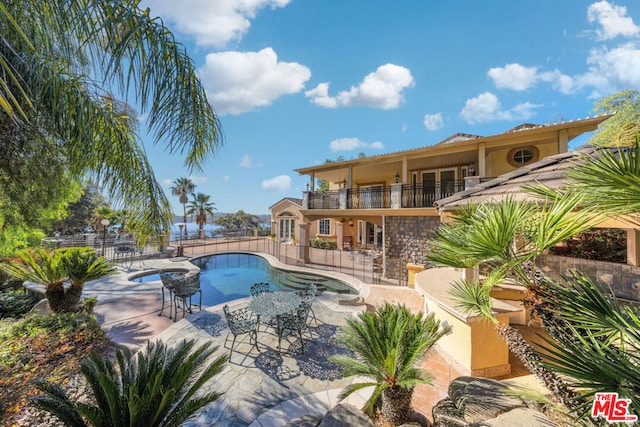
<box><xmin>250</xmin><ymin>282</ymin><xmax>271</xmax><ymax>297</ymax></box>
<box><xmin>278</xmin><ymin>302</ymin><xmax>312</xmax><ymax>354</ymax></box>
<box><xmin>158</xmin><ymin>271</ymin><xmax>184</xmax><ymax>319</ymax></box>
<box><xmin>172</xmin><ymin>272</ymin><xmax>202</xmax><ymax>321</ymax></box>
<box><xmin>223</xmin><ymin>304</ymin><xmax>259</xmax><ymax>355</ymax></box>
<box><xmin>294</xmin><ymin>283</ymin><xmax>317</xmax><ymax>325</ymax></box>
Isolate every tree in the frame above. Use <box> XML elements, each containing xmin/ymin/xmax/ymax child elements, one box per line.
<box><xmin>1</xmin><ymin>247</ymin><xmax>115</xmax><ymax>312</ymax></box>
<box><xmin>171</xmin><ymin>177</ymin><xmax>196</xmax><ymax>235</ymax></box>
<box><xmin>54</xmin><ymin>182</ymin><xmax>106</xmax><ymax>235</ymax></box>
<box><xmin>330</xmin><ymin>303</ymin><xmax>448</xmax><ymax>425</ymax></box>
<box><xmin>32</xmin><ymin>339</ymin><xmax>228</xmax><ymax>427</ymax></box>
<box><xmin>186</xmin><ymin>192</ymin><xmax>216</xmax><ymax>235</ymax></box>
<box><xmin>214</xmin><ymin>210</ymin><xmax>260</xmax><ymax>235</ymax></box>
<box><xmin>0</xmin><ymin>0</ymin><xmax>223</xmax><ymax>242</ymax></box>
<box><xmin>589</xmin><ymin>89</ymin><xmax>640</xmax><ymax>147</ymax></box>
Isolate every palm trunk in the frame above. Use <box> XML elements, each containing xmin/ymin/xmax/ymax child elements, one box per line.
<box><xmin>45</xmin><ymin>284</ymin><xmax>83</xmax><ymax>313</ymax></box>
<box><xmin>494</xmin><ymin>323</ymin><xmax>581</xmax><ymax>410</ymax></box>
<box><xmin>381</xmin><ymin>386</ymin><xmax>412</xmax><ymax>425</ymax></box>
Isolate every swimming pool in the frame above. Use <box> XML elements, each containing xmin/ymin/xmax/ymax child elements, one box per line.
<box><xmin>132</xmin><ymin>253</ymin><xmax>357</xmax><ymax>307</ymax></box>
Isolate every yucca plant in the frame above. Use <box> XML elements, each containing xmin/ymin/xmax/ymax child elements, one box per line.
<box><xmin>330</xmin><ymin>303</ymin><xmax>448</xmax><ymax>425</ymax></box>
<box><xmin>32</xmin><ymin>339</ymin><xmax>228</xmax><ymax>427</ymax></box>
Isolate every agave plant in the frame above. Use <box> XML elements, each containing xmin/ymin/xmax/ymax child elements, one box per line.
<box><xmin>330</xmin><ymin>303</ymin><xmax>448</xmax><ymax>425</ymax></box>
<box><xmin>32</xmin><ymin>339</ymin><xmax>228</xmax><ymax>427</ymax></box>
<box><xmin>1</xmin><ymin>247</ymin><xmax>114</xmax><ymax>313</ymax></box>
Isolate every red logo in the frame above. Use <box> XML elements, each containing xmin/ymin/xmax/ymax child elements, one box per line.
<box><xmin>591</xmin><ymin>392</ymin><xmax>638</xmax><ymax>424</ymax></box>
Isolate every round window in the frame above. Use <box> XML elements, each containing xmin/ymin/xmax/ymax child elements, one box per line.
<box><xmin>508</xmin><ymin>146</ymin><xmax>539</xmax><ymax>166</ymax></box>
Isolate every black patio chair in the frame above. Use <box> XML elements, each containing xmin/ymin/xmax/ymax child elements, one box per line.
<box><xmin>223</xmin><ymin>304</ymin><xmax>259</xmax><ymax>355</ymax></box>
<box><xmin>172</xmin><ymin>272</ymin><xmax>202</xmax><ymax>321</ymax></box>
<box><xmin>294</xmin><ymin>283</ymin><xmax>317</xmax><ymax>325</ymax></box>
<box><xmin>278</xmin><ymin>301</ymin><xmax>312</xmax><ymax>354</ymax></box>
<box><xmin>158</xmin><ymin>271</ymin><xmax>185</xmax><ymax>319</ymax></box>
<box><xmin>250</xmin><ymin>282</ymin><xmax>272</xmax><ymax>297</ymax></box>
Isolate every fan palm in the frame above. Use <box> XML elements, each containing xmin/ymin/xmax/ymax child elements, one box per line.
<box><xmin>31</xmin><ymin>339</ymin><xmax>228</xmax><ymax>427</ymax></box>
<box><xmin>330</xmin><ymin>303</ymin><xmax>448</xmax><ymax>425</ymax></box>
<box><xmin>0</xmin><ymin>1</ymin><xmax>222</xmax><ymax>238</ymax></box>
<box><xmin>171</xmin><ymin>177</ymin><xmax>196</xmax><ymax>235</ymax></box>
<box><xmin>1</xmin><ymin>247</ymin><xmax>114</xmax><ymax>313</ymax></box>
<box><xmin>187</xmin><ymin>192</ymin><xmax>216</xmax><ymax>236</ymax></box>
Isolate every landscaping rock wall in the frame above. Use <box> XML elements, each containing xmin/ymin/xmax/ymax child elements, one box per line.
<box><xmin>384</xmin><ymin>216</ymin><xmax>441</xmax><ymax>279</ymax></box>
<box><xmin>537</xmin><ymin>254</ymin><xmax>640</xmax><ymax>303</ymax></box>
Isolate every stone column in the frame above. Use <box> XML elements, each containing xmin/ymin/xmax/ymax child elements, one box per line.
<box><xmin>390</xmin><ymin>183</ymin><xmax>403</xmax><ymax>209</ymax></box>
<box><xmin>302</xmin><ymin>191</ymin><xmax>310</xmax><ymax>209</ymax></box>
<box><xmin>339</xmin><ymin>188</ymin><xmax>348</xmax><ymax>210</ymax></box>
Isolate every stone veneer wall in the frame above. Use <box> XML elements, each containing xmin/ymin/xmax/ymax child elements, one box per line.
<box><xmin>537</xmin><ymin>254</ymin><xmax>640</xmax><ymax>303</ymax></box>
<box><xmin>384</xmin><ymin>216</ymin><xmax>441</xmax><ymax>279</ymax></box>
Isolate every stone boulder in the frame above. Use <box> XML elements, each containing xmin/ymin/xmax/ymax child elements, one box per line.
<box><xmin>432</xmin><ymin>376</ymin><xmax>556</xmax><ymax>427</ymax></box>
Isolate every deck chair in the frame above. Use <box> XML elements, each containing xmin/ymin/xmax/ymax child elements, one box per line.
<box><xmin>223</xmin><ymin>304</ymin><xmax>259</xmax><ymax>355</ymax></box>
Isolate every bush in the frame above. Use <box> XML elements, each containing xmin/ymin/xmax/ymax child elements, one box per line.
<box><xmin>552</xmin><ymin>228</ymin><xmax>626</xmax><ymax>263</ymax></box>
<box><xmin>310</xmin><ymin>238</ymin><xmax>337</xmax><ymax>250</ymax></box>
<box><xmin>0</xmin><ymin>291</ymin><xmax>41</xmax><ymax>319</ymax></box>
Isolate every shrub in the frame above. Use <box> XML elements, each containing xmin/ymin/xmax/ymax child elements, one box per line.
<box><xmin>0</xmin><ymin>291</ymin><xmax>41</xmax><ymax>319</ymax></box>
<box><xmin>310</xmin><ymin>238</ymin><xmax>337</xmax><ymax>250</ymax></box>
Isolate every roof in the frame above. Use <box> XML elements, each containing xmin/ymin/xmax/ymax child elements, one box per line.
<box><xmin>294</xmin><ymin>115</ymin><xmax>613</xmax><ymax>176</ymax></box>
<box><xmin>434</xmin><ymin>146</ymin><xmax>600</xmax><ymax>210</ymax></box>
<box><xmin>268</xmin><ymin>197</ymin><xmax>302</xmax><ymax>210</ymax></box>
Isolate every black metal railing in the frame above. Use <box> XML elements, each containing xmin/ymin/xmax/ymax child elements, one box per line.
<box><xmin>347</xmin><ymin>187</ymin><xmax>391</xmax><ymax>209</ymax></box>
<box><xmin>309</xmin><ymin>191</ymin><xmax>340</xmax><ymax>209</ymax></box>
<box><xmin>401</xmin><ymin>180</ymin><xmax>465</xmax><ymax>208</ymax></box>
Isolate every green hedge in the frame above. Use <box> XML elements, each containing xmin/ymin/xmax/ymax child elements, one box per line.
<box><xmin>310</xmin><ymin>238</ymin><xmax>337</xmax><ymax>250</ymax></box>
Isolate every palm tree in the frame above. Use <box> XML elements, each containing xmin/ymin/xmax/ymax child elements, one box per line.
<box><xmin>1</xmin><ymin>247</ymin><xmax>115</xmax><ymax>312</ymax></box>
<box><xmin>32</xmin><ymin>339</ymin><xmax>228</xmax><ymax>427</ymax></box>
<box><xmin>0</xmin><ymin>1</ymin><xmax>223</xmax><ymax>239</ymax></box>
<box><xmin>186</xmin><ymin>192</ymin><xmax>216</xmax><ymax>238</ymax></box>
<box><xmin>330</xmin><ymin>303</ymin><xmax>448</xmax><ymax>425</ymax></box>
<box><xmin>426</xmin><ymin>194</ymin><xmax>597</xmax><ymax>409</ymax></box>
<box><xmin>171</xmin><ymin>177</ymin><xmax>196</xmax><ymax>236</ymax></box>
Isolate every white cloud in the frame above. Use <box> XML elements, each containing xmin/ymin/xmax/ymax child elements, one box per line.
<box><xmin>222</xmin><ymin>175</ymin><xmax>230</xmax><ymax>183</ymax></box>
<box><xmin>487</xmin><ymin>63</ymin><xmax>539</xmax><ymax>91</ymax></box>
<box><xmin>329</xmin><ymin>138</ymin><xmax>384</xmax><ymax>152</ymax></box>
<box><xmin>587</xmin><ymin>1</ymin><xmax>639</xmax><ymax>41</ymax></box>
<box><xmin>577</xmin><ymin>43</ymin><xmax>640</xmax><ymax>96</ymax></box>
<box><xmin>459</xmin><ymin>92</ymin><xmax>542</xmax><ymax>124</ymax></box>
<box><xmin>423</xmin><ymin>113</ymin><xmax>444</xmax><ymax>131</ymax></box>
<box><xmin>198</xmin><ymin>48</ymin><xmax>311</xmax><ymax>115</ymax></box>
<box><xmin>306</xmin><ymin>64</ymin><xmax>414</xmax><ymax>109</ymax></box>
<box><xmin>262</xmin><ymin>175</ymin><xmax>292</xmax><ymax>192</ymax></box>
<box><xmin>239</xmin><ymin>155</ymin><xmax>254</xmax><ymax>168</ymax></box>
<box><xmin>142</xmin><ymin>0</ymin><xmax>292</xmax><ymax>48</ymax></box>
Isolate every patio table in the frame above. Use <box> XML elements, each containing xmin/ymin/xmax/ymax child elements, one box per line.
<box><xmin>249</xmin><ymin>291</ymin><xmax>301</xmax><ymax>347</ymax></box>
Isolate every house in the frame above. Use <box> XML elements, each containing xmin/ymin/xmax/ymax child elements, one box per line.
<box><xmin>286</xmin><ymin>115</ymin><xmax>612</xmax><ymax>279</ymax></box>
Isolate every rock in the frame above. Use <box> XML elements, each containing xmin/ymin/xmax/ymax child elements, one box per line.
<box><xmin>285</xmin><ymin>414</ymin><xmax>322</xmax><ymax>427</ymax></box>
<box><xmin>432</xmin><ymin>377</ymin><xmax>557</xmax><ymax>427</ymax></box>
<box><xmin>30</xmin><ymin>299</ymin><xmax>53</xmax><ymax>315</ymax></box>
<box><xmin>318</xmin><ymin>404</ymin><xmax>375</xmax><ymax>427</ymax></box>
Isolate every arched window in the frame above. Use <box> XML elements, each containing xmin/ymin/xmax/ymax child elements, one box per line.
<box><xmin>508</xmin><ymin>146</ymin><xmax>539</xmax><ymax>167</ymax></box>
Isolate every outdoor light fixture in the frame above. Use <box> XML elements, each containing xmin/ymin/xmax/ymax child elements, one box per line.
<box><xmin>342</xmin><ymin>179</ymin><xmax>346</xmax><ymax>189</ymax></box>
<box><xmin>349</xmin><ymin>221</ymin><xmax>354</xmax><ymax>227</ymax></box>
<box><xmin>468</xmin><ymin>163</ymin><xmax>476</xmax><ymax>176</ymax></box>
<box><xmin>306</xmin><ymin>183</ymin><xmax>309</xmax><ymax>191</ymax></box>
<box><xmin>100</xmin><ymin>218</ymin><xmax>110</xmax><ymax>257</ymax></box>
<box><xmin>395</xmin><ymin>172</ymin><xmax>400</xmax><ymax>183</ymax></box>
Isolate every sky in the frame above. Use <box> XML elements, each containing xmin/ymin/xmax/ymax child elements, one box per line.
<box><xmin>138</xmin><ymin>0</ymin><xmax>640</xmax><ymax>215</ymax></box>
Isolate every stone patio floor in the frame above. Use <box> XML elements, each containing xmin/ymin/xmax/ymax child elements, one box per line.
<box><xmin>90</xmin><ymin>256</ymin><xmax>537</xmax><ymax>426</ymax></box>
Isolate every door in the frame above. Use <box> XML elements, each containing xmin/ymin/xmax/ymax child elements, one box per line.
<box><xmin>422</xmin><ymin>171</ymin><xmax>436</xmax><ymax>207</ymax></box>
<box><xmin>278</xmin><ymin>217</ymin><xmax>295</xmax><ymax>241</ymax></box>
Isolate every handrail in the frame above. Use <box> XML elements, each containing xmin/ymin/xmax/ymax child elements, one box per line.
<box><xmin>401</xmin><ymin>180</ymin><xmax>465</xmax><ymax>208</ymax></box>
<box><xmin>347</xmin><ymin>186</ymin><xmax>391</xmax><ymax>209</ymax></box>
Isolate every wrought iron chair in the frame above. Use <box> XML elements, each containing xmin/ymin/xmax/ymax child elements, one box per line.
<box><xmin>172</xmin><ymin>272</ymin><xmax>202</xmax><ymax>321</ymax></box>
<box><xmin>294</xmin><ymin>283</ymin><xmax>317</xmax><ymax>325</ymax></box>
<box><xmin>223</xmin><ymin>304</ymin><xmax>259</xmax><ymax>355</ymax></box>
<box><xmin>158</xmin><ymin>271</ymin><xmax>185</xmax><ymax>319</ymax></box>
<box><xmin>250</xmin><ymin>282</ymin><xmax>272</xmax><ymax>297</ymax></box>
<box><xmin>278</xmin><ymin>301</ymin><xmax>312</xmax><ymax>354</ymax></box>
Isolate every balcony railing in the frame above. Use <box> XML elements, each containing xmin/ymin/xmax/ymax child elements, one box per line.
<box><xmin>347</xmin><ymin>187</ymin><xmax>391</xmax><ymax>209</ymax></box>
<box><xmin>305</xmin><ymin>180</ymin><xmax>466</xmax><ymax>210</ymax></box>
<box><xmin>401</xmin><ymin>181</ymin><xmax>465</xmax><ymax>208</ymax></box>
<box><xmin>309</xmin><ymin>191</ymin><xmax>340</xmax><ymax>209</ymax></box>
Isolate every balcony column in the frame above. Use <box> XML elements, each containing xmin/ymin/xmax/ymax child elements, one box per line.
<box><xmin>339</xmin><ymin>188</ymin><xmax>348</xmax><ymax>210</ymax></box>
<box><xmin>627</xmin><ymin>229</ymin><xmax>640</xmax><ymax>267</ymax></box>
<box><xmin>390</xmin><ymin>183</ymin><xmax>402</xmax><ymax>209</ymax></box>
<box><xmin>464</xmin><ymin>176</ymin><xmax>481</xmax><ymax>190</ymax></box>
<box><xmin>302</xmin><ymin>191</ymin><xmax>310</xmax><ymax>209</ymax></box>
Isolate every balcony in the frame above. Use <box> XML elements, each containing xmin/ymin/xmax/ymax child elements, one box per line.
<box><xmin>305</xmin><ymin>179</ymin><xmax>468</xmax><ymax>210</ymax></box>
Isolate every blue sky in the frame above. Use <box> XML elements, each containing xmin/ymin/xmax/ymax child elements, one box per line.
<box><xmin>139</xmin><ymin>0</ymin><xmax>640</xmax><ymax>215</ymax></box>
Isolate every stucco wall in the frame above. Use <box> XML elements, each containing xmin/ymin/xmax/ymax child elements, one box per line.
<box><xmin>485</xmin><ymin>141</ymin><xmax>559</xmax><ymax>177</ymax></box>
<box><xmin>384</xmin><ymin>216</ymin><xmax>440</xmax><ymax>279</ymax></box>
<box><xmin>537</xmin><ymin>254</ymin><xmax>640</xmax><ymax>303</ymax></box>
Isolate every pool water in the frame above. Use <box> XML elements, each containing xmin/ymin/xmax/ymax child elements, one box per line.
<box><xmin>134</xmin><ymin>253</ymin><xmax>357</xmax><ymax>308</ymax></box>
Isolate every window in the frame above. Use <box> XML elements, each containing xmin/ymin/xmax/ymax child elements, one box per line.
<box><xmin>508</xmin><ymin>146</ymin><xmax>539</xmax><ymax>167</ymax></box>
<box><xmin>319</xmin><ymin>218</ymin><xmax>331</xmax><ymax>235</ymax></box>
